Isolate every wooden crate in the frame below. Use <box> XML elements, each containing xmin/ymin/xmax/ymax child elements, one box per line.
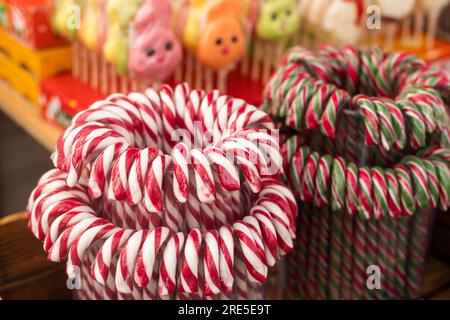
<box><xmin>0</xmin><ymin>212</ymin><xmax>71</xmax><ymax>299</ymax></box>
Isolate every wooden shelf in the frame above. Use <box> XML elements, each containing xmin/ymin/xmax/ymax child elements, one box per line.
<box><xmin>0</xmin><ymin>80</ymin><xmax>62</xmax><ymax>151</ymax></box>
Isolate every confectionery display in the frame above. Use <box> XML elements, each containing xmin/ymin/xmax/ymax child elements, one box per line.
<box><xmin>263</xmin><ymin>45</ymin><xmax>449</xmax><ymax>299</ymax></box>
<box><xmin>27</xmin><ymin>83</ymin><xmax>297</xmax><ymax>299</ymax></box>
<box><xmin>0</xmin><ymin>0</ymin><xmax>449</xmax><ymax>301</ymax></box>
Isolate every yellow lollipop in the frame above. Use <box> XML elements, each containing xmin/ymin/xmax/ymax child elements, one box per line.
<box><xmin>183</xmin><ymin>0</ymin><xmax>208</xmax><ymax>51</ymax></box>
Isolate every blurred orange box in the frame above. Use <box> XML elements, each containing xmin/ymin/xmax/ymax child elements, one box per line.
<box><xmin>0</xmin><ymin>28</ymin><xmax>71</xmax><ymax>78</ymax></box>
<box><xmin>0</xmin><ymin>52</ymin><xmax>40</xmax><ymax>103</ymax></box>
<box><xmin>5</xmin><ymin>0</ymin><xmax>66</xmax><ymax>49</ymax></box>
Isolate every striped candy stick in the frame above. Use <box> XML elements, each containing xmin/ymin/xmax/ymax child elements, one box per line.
<box><xmin>158</xmin><ymin>232</ymin><xmax>186</xmax><ymax>299</ymax></box>
<box><xmin>300</xmin><ymin>152</ymin><xmax>320</xmax><ymax>203</ymax></box>
<box><xmin>126</xmin><ymin>147</ymin><xmax>161</xmax><ymax>205</ymax></box>
<box><xmin>385</xmin><ymin>169</ymin><xmax>403</xmax><ymax>218</ymax></box>
<box><xmin>394</xmin><ymin>165</ymin><xmax>416</xmax><ymax>216</ymax></box>
<box><xmin>287</xmin><ymin>83</ymin><xmax>321</xmax><ymax>130</ymax></box>
<box><xmin>91</xmin><ymin>229</ymin><xmax>134</xmax><ymax>286</ymax></box>
<box><xmin>342</xmin><ymin>212</ymin><xmax>357</xmax><ymax>300</ymax></box>
<box><xmin>88</xmin><ymin>142</ymin><xmax>129</xmax><ymax>199</ymax></box>
<box><xmin>402</xmin><ymin>156</ymin><xmax>431</xmax><ymax>208</ymax></box>
<box><xmin>363</xmin><ymin>219</ymin><xmax>378</xmax><ymax>300</ymax></box>
<box><xmin>218</xmin><ymin>225</ymin><xmax>234</xmax><ymax>294</ymax></box>
<box><xmin>171</xmin><ymin>143</ymin><xmax>190</xmax><ymax>203</ymax></box>
<box><xmin>233</xmin><ymin>221</ymin><xmax>268</xmax><ymax>285</ymax></box>
<box><xmin>295</xmin><ymin>202</ymin><xmax>311</xmax><ymax>299</ymax></box>
<box><xmin>134</xmin><ymin>227</ymin><xmax>171</xmax><ymax>289</ymax></box>
<box><xmin>289</xmin><ymin>146</ymin><xmax>310</xmax><ymax>197</ymax></box>
<box><xmin>358</xmin><ymin>167</ymin><xmax>373</xmax><ymax>220</ymax></box>
<box><xmin>371</xmin><ymin>98</ymin><xmax>395</xmax><ymax>151</ymax></box>
<box><xmin>314</xmin><ymin>154</ymin><xmax>332</xmax><ymax>208</ymax></box>
<box><xmin>430</xmin><ymin>159</ymin><xmax>450</xmax><ymax>211</ymax></box>
<box><xmin>384</xmin><ymin>217</ymin><xmax>400</xmax><ymax>298</ymax></box>
<box><xmin>405</xmin><ymin>210</ymin><xmax>433</xmax><ymax>299</ymax></box>
<box><xmin>393</xmin><ymin>217</ymin><xmax>410</xmax><ymax>298</ymax></box>
<box><xmin>320</xmin><ymin>89</ymin><xmax>350</xmax><ymax>139</ymax></box>
<box><xmin>353</xmin><ymin>95</ymin><xmax>380</xmax><ymax>146</ymax></box>
<box><xmin>351</xmin><ymin>216</ymin><xmax>366</xmax><ymax>299</ymax></box>
<box><xmin>115</xmin><ymin>230</ymin><xmax>149</xmax><ymax>295</ymax></box>
<box><xmin>202</xmin><ymin>230</ymin><xmax>221</xmax><ymax>297</ymax></box>
<box><xmin>163</xmin><ymin>181</ymin><xmax>184</xmax><ymax>233</ymax></box>
<box><xmin>397</xmin><ymin>100</ymin><xmax>426</xmax><ymax>149</ymax></box>
<box><xmin>144</xmin><ymin>155</ymin><xmax>172</xmax><ymax>213</ymax></box>
<box><xmin>305</xmin><ymin>84</ymin><xmax>334</xmax><ymax>130</ymax></box>
<box><xmin>400</xmin><ymin>88</ymin><xmax>437</xmax><ymax>133</ymax></box>
<box><xmin>382</xmin><ymin>99</ymin><xmax>407</xmax><ymax>150</ymax></box>
<box><xmin>177</xmin><ymin>228</ymin><xmax>202</xmax><ymax>295</ymax></box>
<box><xmin>305</xmin><ymin>204</ymin><xmax>320</xmax><ymax>299</ymax></box>
<box><xmin>345</xmin><ymin>162</ymin><xmax>359</xmax><ymax>215</ymax></box>
<box><xmin>328</xmin><ymin>210</ymin><xmax>343</xmax><ymax>300</ymax></box>
<box><xmin>316</xmin><ymin>206</ymin><xmax>331</xmax><ymax>299</ymax></box>
<box><xmin>331</xmin><ymin>157</ymin><xmax>347</xmax><ymax>212</ymax></box>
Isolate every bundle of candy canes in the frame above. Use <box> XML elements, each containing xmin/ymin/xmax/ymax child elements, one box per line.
<box><xmin>262</xmin><ymin>45</ymin><xmax>450</xmax><ymax>299</ymax></box>
<box><xmin>27</xmin><ymin>83</ymin><xmax>297</xmax><ymax>300</ymax></box>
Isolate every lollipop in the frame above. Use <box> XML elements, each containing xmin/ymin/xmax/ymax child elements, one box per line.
<box><xmin>103</xmin><ymin>0</ymin><xmax>143</xmax><ymax>76</ymax></box>
<box><xmin>128</xmin><ymin>0</ymin><xmax>183</xmax><ymax>82</ymax></box>
<box><xmin>322</xmin><ymin>0</ymin><xmax>365</xmax><ymax>46</ymax></box>
<box><xmin>253</xmin><ymin>0</ymin><xmax>299</xmax><ymax>82</ymax></box>
<box><xmin>197</xmin><ymin>0</ymin><xmax>246</xmax><ymax>71</ymax></box>
<box><xmin>255</xmin><ymin>0</ymin><xmax>299</xmax><ymax>41</ymax></box>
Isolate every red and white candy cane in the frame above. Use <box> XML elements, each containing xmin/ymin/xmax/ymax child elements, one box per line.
<box><xmin>28</xmin><ymin>83</ymin><xmax>295</xmax><ymax>300</ymax></box>
<box><xmin>158</xmin><ymin>232</ymin><xmax>186</xmax><ymax>299</ymax></box>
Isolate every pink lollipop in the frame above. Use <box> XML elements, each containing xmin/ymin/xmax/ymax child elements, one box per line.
<box><xmin>129</xmin><ymin>0</ymin><xmax>182</xmax><ymax>82</ymax></box>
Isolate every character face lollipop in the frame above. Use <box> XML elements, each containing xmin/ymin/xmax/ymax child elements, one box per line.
<box><xmin>128</xmin><ymin>0</ymin><xmax>183</xmax><ymax>81</ymax></box>
<box><xmin>129</xmin><ymin>28</ymin><xmax>182</xmax><ymax>82</ymax></box>
<box><xmin>197</xmin><ymin>0</ymin><xmax>246</xmax><ymax>71</ymax></box>
<box><xmin>255</xmin><ymin>0</ymin><xmax>299</xmax><ymax>41</ymax></box>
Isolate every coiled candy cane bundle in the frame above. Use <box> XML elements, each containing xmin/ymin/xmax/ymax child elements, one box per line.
<box><xmin>263</xmin><ymin>45</ymin><xmax>450</xmax><ymax>300</ymax></box>
<box><xmin>28</xmin><ymin>83</ymin><xmax>297</xmax><ymax>300</ymax></box>
<box><xmin>264</xmin><ymin>45</ymin><xmax>450</xmax><ymax>151</ymax></box>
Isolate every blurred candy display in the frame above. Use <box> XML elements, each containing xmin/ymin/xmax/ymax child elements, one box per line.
<box><xmin>42</xmin><ymin>0</ymin><xmax>450</xmax><ymax>105</ymax></box>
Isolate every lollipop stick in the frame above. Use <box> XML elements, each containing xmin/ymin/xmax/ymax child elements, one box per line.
<box><xmin>139</xmin><ymin>79</ymin><xmax>148</xmax><ymax>92</ymax></box>
<box><xmin>426</xmin><ymin>9</ymin><xmax>439</xmax><ymax>49</ymax></box>
<box><xmin>262</xmin><ymin>42</ymin><xmax>273</xmax><ymax>83</ymax></box>
<box><xmin>72</xmin><ymin>42</ymin><xmax>80</xmax><ymax>79</ymax></box>
<box><xmin>384</xmin><ymin>22</ymin><xmax>397</xmax><ymax>51</ymax></box>
<box><xmin>120</xmin><ymin>76</ymin><xmax>128</xmax><ymax>94</ymax></box>
<box><xmin>131</xmin><ymin>78</ymin><xmax>139</xmax><ymax>92</ymax></box>
<box><xmin>274</xmin><ymin>43</ymin><xmax>284</xmax><ymax>67</ymax></box>
<box><xmin>414</xmin><ymin>9</ymin><xmax>425</xmax><ymax>47</ymax></box>
<box><xmin>218</xmin><ymin>70</ymin><xmax>228</xmax><ymax>93</ymax></box>
<box><xmin>400</xmin><ymin>17</ymin><xmax>413</xmax><ymax>45</ymax></box>
<box><xmin>110</xmin><ymin>64</ymin><xmax>118</xmax><ymax>93</ymax></box>
<box><xmin>175</xmin><ymin>64</ymin><xmax>183</xmax><ymax>84</ymax></box>
<box><xmin>251</xmin><ymin>40</ymin><xmax>262</xmax><ymax>81</ymax></box>
<box><xmin>90</xmin><ymin>50</ymin><xmax>99</xmax><ymax>90</ymax></box>
<box><xmin>195</xmin><ymin>60</ymin><xmax>203</xmax><ymax>89</ymax></box>
<box><xmin>100</xmin><ymin>57</ymin><xmax>108</xmax><ymax>94</ymax></box>
<box><xmin>78</xmin><ymin>44</ymin><xmax>86</xmax><ymax>83</ymax></box>
<box><xmin>186</xmin><ymin>52</ymin><xmax>194</xmax><ymax>86</ymax></box>
<box><xmin>240</xmin><ymin>44</ymin><xmax>250</xmax><ymax>76</ymax></box>
<box><xmin>205</xmin><ymin>68</ymin><xmax>213</xmax><ymax>91</ymax></box>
